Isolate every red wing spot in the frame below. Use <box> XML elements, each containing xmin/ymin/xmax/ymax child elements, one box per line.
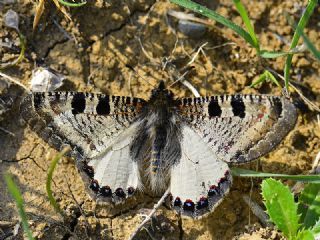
<box><xmin>257</xmin><ymin>113</ymin><xmax>265</xmax><ymax>120</ymax></box>
<box><xmin>219</xmin><ymin>177</ymin><xmax>227</xmax><ymax>183</ymax></box>
<box><xmin>196</xmin><ymin>197</ymin><xmax>209</xmax><ymax>210</ymax></box>
<box><xmin>174</xmin><ymin>197</ymin><xmax>182</xmax><ymax>207</ymax></box>
<box><xmin>218</xmin><ymin>177</ymin><xmax>228</xmax><ymax>188</ymax></box>
<box><xmin>183</xmin><ymin>199</ymin><xmax>195</xmax><ymax>211</ymax></box>
<box><xmin>208</xmin><ymin>185</ymin><xmax>220</xmax><ymax>196</ymax></box>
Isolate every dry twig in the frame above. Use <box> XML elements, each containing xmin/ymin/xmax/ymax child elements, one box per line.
<box><xmin>128</xmin><ymin>188</ymin><xmax>170</xmax><ymax>240</ymax></box>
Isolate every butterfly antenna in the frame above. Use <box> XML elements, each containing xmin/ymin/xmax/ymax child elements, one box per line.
<box><xmin>168</xmin><ymin>67</ymin><xmax>200</xmax><ymax>97</ymax></box>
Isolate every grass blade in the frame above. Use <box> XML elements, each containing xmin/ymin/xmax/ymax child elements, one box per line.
<box><xmin>57</xmin><ymin>0</ymin><xmax>86</xmax><ymax>7</ymax></box>
<box><xmin>46</xmin><ymin>147</ymin><xmax>70</xmax><ymax>216</ymax></box>
<box><xmin>0</xmin><ymin>32</ymin><xmax>26</xmax><ymax>69</ymax></box>
<box><xmin>298</xmin><ymin>183</ymin><xmax>320</xmax><ymax>228</ymax></box>
<box><xmin>232</xmin><ymin>0</ymin><xmax>259</xmax><ymax>49</ymax></box>
<box><xmin>170</xmin><ymin>0</ymin><xmax>255</xmax><ymax>47</ymax></box>
<box><xmin>250</xmin><ymin>71</ymin><xmax>267</xmax><ymax>87</ymax></box>
<box><xmin>300</xmin><ymin>31</ymin><xmax>320</xmax><ymax>61</ymax></box>
<box><xmin>261</xmin><ymin>178</ymin><xmax>300</xmax><ymax>239</ymax></box>
<box><xmin>290</xmin><ymin>16</ymin><xmax>320</xmax><ymax>61</ymax></box>
<box><xmin>283</xmin><ymin>0</ymin><xmax>318</xmax><ymax>91</ymax></box>
<box><xmin>231</xmin><ymin>167</ymin><xmax>320</xmax><ymax>183</ymax></box>
<box><xmin>4</xmin><ymin>174</ymin><xmax>34</xmax><ymax>240</ymax></box>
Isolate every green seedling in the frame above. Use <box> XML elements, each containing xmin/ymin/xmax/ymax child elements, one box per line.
<box><xmin>4</xmin><ymin>174</ymin><xmax>35</xmax><ymax>240</ymax></box>
<box><xmin>46</xmin><ymin>147</ymin><xmax>70</xmax><ymax>216</ymax></box>
<box><xmin>262</xmin><ymin>178</ymin><xmax>320</xmax><ymax>240</ymax></box>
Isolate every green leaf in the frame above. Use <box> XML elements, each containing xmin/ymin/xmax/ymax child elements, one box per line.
<box><xmin>259</xmin><ymin>50</ymin><xmax>291</xmax><ymax>58</ymax></box>
<box><xmin>295</xmin><ymin>229</ymin><xmax>315</xmax><ymax>240</ymax></box>
<box><xmin>232</xmin><ymin>0</ymin><xmax>259</xmax><ymax>49</ymax></box>
<box><xmin>170</xmin><ymin>0</ymin><xmax>256</xmax><ymax>47</ymax></box>
<box><xmin>261</xmin><ymin>178</ymin><xmax>300</xmax><ymax>239</ymax></box>
<box><xmin>283</xmin><ymin>0</ymin><xmax>318</xmax><ymax>91</ymax></box>
<box><xmin>298</xmin><ymin>183</ymin><xmax>320</xmax><ymax>228</ymax></box>
<box><xmin>4</xmin><ymin>174</ymin><xmax>35</xmax><ymax>240</ymax></box>
<box><xmin>231</xmin><ymin>168</ymin><xmax>320</xmax><ymax>183</ymax></box>
<box><xmin>250</xmin><ymin>70</ymin><xmax>281</xmax><ymax>88</ymax></box>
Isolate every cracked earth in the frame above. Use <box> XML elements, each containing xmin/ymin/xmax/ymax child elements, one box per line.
<box><xmin>0</xmin><ymin>0</ymin><xmax>320</xmax><ymax>239</ymax></box>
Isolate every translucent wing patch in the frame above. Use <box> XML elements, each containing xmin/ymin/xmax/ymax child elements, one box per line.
<box><xmin>170</xmin><ymin>126</ymin><xmax>231</xmax><ymax>218</ymax></box>
<box><xmin>177</xmin><ymin>95</ymin><xmax>297</xmax><ymax>164</ymax></box>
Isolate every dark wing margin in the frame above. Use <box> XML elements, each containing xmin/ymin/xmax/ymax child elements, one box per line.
<box><xmin>176</xmin><ymin>94</ymin><xmax>297</xmax><ymax>164</ymax></box>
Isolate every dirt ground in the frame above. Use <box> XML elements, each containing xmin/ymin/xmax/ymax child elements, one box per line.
<box><xmin>0</xmin><ymin>0</ymin><xmax>320</xmax><ymax>239</ymax></box>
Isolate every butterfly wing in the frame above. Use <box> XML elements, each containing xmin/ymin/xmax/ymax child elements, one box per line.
<box><xmin>21</xmin><ymin>92</ymin><xmax>145</xmax><ymax>202</ymax></box>
<box><xmin>170</xmin><ymin>126</ymin><xmax>231</xmax><ymax>218</ymax></box>
<box><xmin>170</xmin><ymin>94</ymin><xmax>296</xmax><ymax>218</ymax></box>
<box><xmin>177</xmin><ymin>95</ymin><xmax>297</xmax><ymax>164</ymax></box>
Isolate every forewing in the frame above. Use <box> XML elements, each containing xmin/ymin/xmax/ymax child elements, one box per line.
<box><xmin>170</xmin><ymin>126</ymin><xmax>231</xmax><ymax>218</ymax></box>
<box><xmin>21</xmin><ymin>92</ymin><xmax>145</xmax><ymax>159</ymax></box>
<box><xmin>21</xmin><ymin>92</ymin><xmax>145</xmax><ymax>202</ymax></box>
<box><xmin>177</xmin><ymin>95</ymin><xmax>297</xmax><ymax>164</ymax></box>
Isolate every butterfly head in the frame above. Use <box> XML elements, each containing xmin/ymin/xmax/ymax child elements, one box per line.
<box><xmin>150</xmin><ymin>81</ymin><xmax>174</xmax><ymax>102</ymax></box>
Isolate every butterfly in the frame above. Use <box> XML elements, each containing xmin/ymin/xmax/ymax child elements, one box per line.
<box><xmin>20</xmin><ymin>81</ymin><xmax>297</xmax><ymax>218</ymax></box>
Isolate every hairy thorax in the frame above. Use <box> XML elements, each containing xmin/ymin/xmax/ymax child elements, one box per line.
<box><xmin>130</xmin><ymin>87</ymin><xmax>182</xmax><ymax>195</ymax></box>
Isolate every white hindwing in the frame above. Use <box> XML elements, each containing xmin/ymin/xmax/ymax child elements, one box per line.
<box><xmin>170</xmin><ymin>126</ymin><xmax>231</xmax><ymax>218</ymax></box>
<box><xmin>84</xmin><ymin>123</ymin><xmax>142</xmax><ymax>202</ymax></box>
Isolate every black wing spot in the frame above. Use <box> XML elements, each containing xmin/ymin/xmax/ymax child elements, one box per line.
<box><xmin>231</xmin><ymin>96</ymin><xmax>245</xmax><ymax>118</ymax></box>
<box><xmin>100</xmin><ymin>186</ymin><xmax>112</xmax><ymax>197</ymax></box>
<box><xmin>208</xmin><ymin>97</ymin><xmax>222</xmax><ymax>117</ymax></box>
<box><xmin>183</xmin><ymin>200</ymin><xmax>195</xmax><ymax>211</ymax></box>
<box><xmin>71</xmin><ymin>93</ymin><xmax>86</xmax><ymax>114</ymax></box>
<box><xmin>96</xmin><ymin>96</ymin><xmax>110</xmax><ymax>115</ymax></box>
<box><xmin>115</xmin><ymin>188</ymin><xmax>126</xmax><ymax>198</ymax></box>
<box><xmin>90</xmin><ymin>179</ymin><xmax>100</xmax><ymax>193</ymax></box>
